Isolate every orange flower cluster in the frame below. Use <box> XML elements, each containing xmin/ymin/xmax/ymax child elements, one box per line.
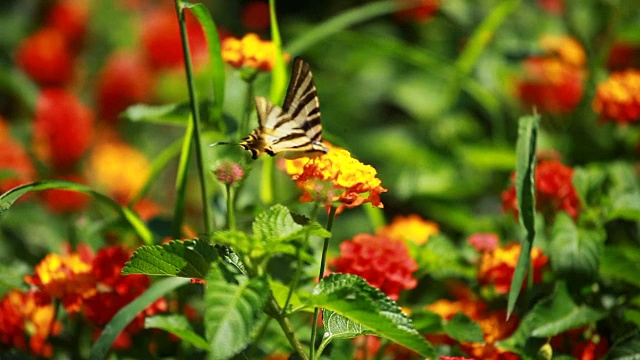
<box><xmin>426</xmin><ymin>283</ymin><xmax>520</xmax><ymax>359</ymax></box>
<box><xmin>516</xmin><ymin>35</ymin><xmax>586</xmax><ymax>114</ymax></box>
<box><xmin>502</xmin><ymin>158</ymin><xmax>581</xmax><ymax>220</ymax></box>
<box><xmin>377</xmin><ymin>214</ymin><xmax>439</xmax><ymax>245</ymax></box>
<box><xmin>592</xmin><ymin>69</ymin><xmax>640</xmax><ymax>124</ymax></box>
<box><xmin>222</xmin><ymin>33</ymin><xmax>285</xmax><ymax>72</ymax></box>
<box><xmin>7</xmin><ymin>245</ymin><xmax>168</xmax><ymax>353</ymax></box>
<box><xmin>283</xmin><ymin>142</ymin><xmax>387</xmax><ymax>213</ymax></box>
<box><xmin>477</xmin><ymin>242</ymin><xmax>548</xmax><ymax>295</ymax></box>
<box><xmin>0</xmin><ymin>290</ymin><xmax>62</xmax><ymax>357</ymax></box>
<box><xmin>330</xmin><ymin>233</ymin><xmax>418</xmax><ymax>300</ymax></box>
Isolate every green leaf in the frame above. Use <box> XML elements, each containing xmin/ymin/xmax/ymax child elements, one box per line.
<box><xmin>130</xmin><ymin>138</ymin><xmax>183</xmax><ymax>205</ymax></box>
<box><xmin>500</xmin><ymin>283</ymin><xmax>605</xmax><ymax>351</ymax></box>
<box><xmin>309</xmin><ymin>273</ymin><xmax>435</xmax><ymax>358</ymax></box>
<box><xmin>508</xmin><ymin>114</ymin><xmax>540</xmax><ymax>317</ymax></box>
<box><xmin>443</xmin><ymin>313</ymin><xmax>484</xmax><ymax>343</ymax></box>
<box><xmin>172</xmin><ymin>118</ymin><xmax>195</xmax><ymax>238</ymax></box>
<box><xmin>600</xmin><ymin>245</ymin><xmax>640</xmax><ymax>288</ymax></box>
<box><xmin>90</xmin><ymin>277</ymin><xmax>190</xmax><ymax>360</ymax></box>
<box><xmin>410</xmin><ymin>309</ymin><xmax>444</xmax><ymax>334</ymax></box>
<box><xmin>253</xmin><ymin>204</ymin><xmax>331</xmax><ymax>244</ymax></box>
<box><xmin>205</xmin><ymin>264</ymin><xmax>269</xmax><ymax>360</ymax></box>
<box><xmin>0</xmin><ymin>180</ymin><xmax>153</xmax><ymax>245</ymax></box>
<box><xmin>210</xmin><ymin>230</ymin><xmax>253</xmax><ymax>256</ymax></box>
<box><xmin>268</xmin><ymin>0</ymin><xmax>286</xmax><ymax>104</ymax></box>
<box><xmin>417</xmin><ymin>234</ymin><xmax>473</xmax><ymax>280</ymax></box>
<box><xmin>121</xmin><ymin>102</ymin><xmax>192</xmax><ymax>125</ymax></box>
<box><xmin>624</xmin><ymin>309</ymin><xmax>640</xmax><ymax>327</ymax></box>
<box><xmin>0</xmin><ymin>261</ymin><xmax>31</xmax><ymax>296</ymax></box>
<box><xmin>550</xmin><ymin>213</ymin><xmax>604</xmax><ymax>283</ymax></box>
<box><xmin>609</xmin><ymin>192</ymin><xmax>640</xmax><ymax>221</ymax></box>
<box><xmin>323</xmin><ymin>310</ymin><xmax>374</xmax><ymax>339</ymax></box>
<box><xmin>145</xmin><ymin>314</ymin><xmax>208</xmax><ymax>350</ymax></box>
<box><xmin>606</xmin><ymin>329</ymin><xmax>640</xmax><ymax>359</ymax></box>
<box><xmin>183</xmin><ymin>2</ymin><xmax>225</xmax><ymax>123</ymax></box>
<box><xmin>123</xmin><ymin>239</ymin><xmax>218</xmax><ymax>278</ymax></box>
<box><xmin>270</xmin><ymin>280</ymin><xmax>307</xmax><ymax>312</ymax></box>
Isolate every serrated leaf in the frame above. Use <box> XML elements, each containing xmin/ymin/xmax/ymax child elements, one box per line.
<box><xmin>205</xmin><ymin>264</ymin><xmax>269</xmax><ymax>360</ymax></box>
<box><xmin>443</xmin><ymin>313</ymin><xmax>484</xmax><ymax>343</ymax></box>
<box><xmin>123</xmin><ymin>239</ymin><xmax>217</xmax><ymax>278</ymax></box>
<box><xmin>90</xmin><ymin>277</ymin><xmax>190</xmax><ymax>360</ymax></box>
<box><xmin>309</xmin><ymin>273</ymin><xmax>435</xmax><ymax>358</ymax></box>
<box><xmin>210</xmin><ymin>230</ymin><xmax>254</xmax><ymax>255</ymax></box>
<box><xmin>324</xmin><ymin>310</ymin><xmax>374</xmax><ymax>339</ymax></box>
<box><xmin>508</xmin><ymin>114</ymin><xmax>539</xmax><ymax>317</ymax></box>
<box><xmin>500</xmin><ymin>283</ymin><xmax>605</xmax><ymax>351</ymax></box>
<box><xmin>0</xmin><ymin>180</ymin><xmax>153</xmax><ymax>244</ymax></box>
<box><xmin>550</xmin><ymin>213</ymin><xmax>604</xmax><ymax>283</ymax></box>
<box><xmin>600</xmin><ymin>245</ymin><xmax>640</xmax><ymax>288</ymax></box>
<box><xmin>253</xmin><ymin>204</ymin><xmax>331</xmax><ymax>244</ymax></box>
<box><xmin>145</xmin><ymin>314</ymin><xmax>208</xmax><ymax>350</ymax></box>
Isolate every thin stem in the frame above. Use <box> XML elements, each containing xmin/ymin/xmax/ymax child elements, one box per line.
<box><xmin>265</xmin><ymin>296</ymin><xmax>309</xmax><ymax>360</ymax></box>
<box><xmin>260</xmin><ymin>156</ymin><xmax>274</xmax><ymax>205</ymax></box>
<box><xmin>239</xmin><ymin>79</ymin><xmax>255</xmax><ymax>141</ymax></box>
<box><xmin>310</xmin><ymin>206</ymin><xmax>337</xmax><ymax>360</ymax></box>
<box><xmin>174</xmin><ymin>0</ymin><xmax>213</xmax><ymax>235</ymax></box>
<box><xmin>226</xmin><ymin>184</ymin><xmax>236</xmax><ymax>231</ymax></box>
<box><xmin>281</xmin><ymin>203</ymin><xmax>320</xmax><ymax>316</ymax></box>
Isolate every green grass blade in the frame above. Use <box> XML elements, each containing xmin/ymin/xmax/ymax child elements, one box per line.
<box><xmin>0</xmin><ymin>180</ymin><xmax>153</xmax><ymax>245</ymax></box>
<box><xmin>172</xmin><ymin>117</ymin><xmax>194</xmax><ymax>238</ymax></box>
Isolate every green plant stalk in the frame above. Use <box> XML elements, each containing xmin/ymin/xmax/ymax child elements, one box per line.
<box><xmin>260</xmin><ymin>156</ymin><xmax>274</xmax><ymax>205</ymax></box>
<box><xmin>265</xmin><ymin>296</ymin><xmax>309</xmax><ymax>360</ymax></box>
<box><xmin>130</xmin><ymin>138</ymin><xmax>183</xmax><ymax>207</ymax></box>
<box><xmin>226</xmin><ymin>184</ymin><xmax>236</xmax><ymax>231</ymax></box>
<box><xmin>310</xmin><ymin>206</ymin><xmax>337</xmax><ymax>360</ymax></box>
<box><xmin>281</xmin><ymin>203</ymin><xmax>320</xmax><ymax>316</ymax></box>
<box><xmin>174</xmin><ymin>0</ymin><xmax>213</xmax><ymax>235</ymax></box>
<box><xmin>239</xmin><ymin>79</ymin><xmax>255</xmax><ymax>142</ymax></box>
<box><xmin>171</xmin><ymin>119</ymin><xmax>194</xmax><ymax>238</ymax></box>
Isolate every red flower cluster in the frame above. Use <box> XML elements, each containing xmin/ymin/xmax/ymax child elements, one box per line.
<box><xmin>0</xmin><ymin>119</ymin><xmax>36</xmax><ymax>194</ymax></box>
<box><xmin>330</xmin><ymin>234</ymin><xmax>418</xmax><ymax>300</ymax></box>
<box><xmin>516</xmin><ymin>35</ymin><xmax>586</xmax><ymax>114</ymax></box>
<box><xmin>241</xmin><ymin>1</ymin><xmax>271</xmax><ymax>31</ymax></box>
<box><xmin>18</xmin><ymin>245</ymin><xmax>168</xmax><ymax>351</ymax></box>
<box><xmin>592</xmin><ymin>69</ymin><xmax>640</xmax><ymax>124</ymax></box>
<box><xmin>395</xmin><ymin>0</ymin><xmax>441</xmax><ymax>22</ymax></box>
<box><xmin>477</xmin><ymin>242</ymin><xmax>548</xmax><ymax>295</ymax></box>
<box><xmin>550</xmin><ymin>327</ymin><xmax>609</xmax><ymax>359</ymax></box>
<box><xmin>502</xmin><ymin>158</ymin><xmax>581</xmax><ymax>220</ymax></box>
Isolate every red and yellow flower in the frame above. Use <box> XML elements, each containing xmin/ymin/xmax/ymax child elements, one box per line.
<box><xmin>330</xmin><ymin>233</ymin><xmax>418</xmax><ymax>300</ymax></box>
<box><xmin>283</xmin><ymin>142</ymin><xmax>386</xmax><ymax>213</ymax></box>
<box><xmin>0</xmin><ymin>290</ymin><xmax>63</xmax><ymax>357</ymax></box>
<box><xmin>477</xmin><ymin>242</ymin><xmax>548</xmax><ymax>295</ymax></box>
<box><xmin>592</xmin><ymin>69</ymin><xmax>640</xmax><ymax>124</ymax></box>
<box><xmin>516</xmin><ymin>35</ymin><xmax>586</xmax><ymax>114</ymax></box>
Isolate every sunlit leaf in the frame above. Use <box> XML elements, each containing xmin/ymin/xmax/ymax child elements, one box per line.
<box><xmin>323</xmin><ymin>310</ymin><xmax>374</xmax><ymax>339</ymax></box>
<box><xmin>123</xmin><ymin>239</ymin><xmax>218</xmax><ymax>278</ymax></box>
<box><xmin>145</xmin><ymin>314</ymin><xmax>208</xmax><ymax>350</ymax></box>
<box><xmin>253</xmin><ymin>204</ymin><xmax>331</xmax><ymax>244</ymax></box>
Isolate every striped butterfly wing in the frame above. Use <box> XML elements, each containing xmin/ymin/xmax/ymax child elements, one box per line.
<box><xmin>240</xmin><ymin>57</ymin><xmax>328</xmax><ymax>159</ymax></box>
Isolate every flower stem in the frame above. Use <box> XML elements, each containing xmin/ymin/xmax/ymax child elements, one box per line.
<box><xmin>281</xmin><ymin>203</ymin><xmax>320</xmax><ymax>316</ymax></box>
<box><xmin>173</xmin><ymin>0</ymin><xmax>213</xmax><ymax>235</ymax></box>
<box><xmin>265</xmin><ymin>296</ymin><xmax>309</xmax><ymax>360</ymax></box>
<box><xmin>238</xmin><ymin>79</ymin><xmax>255</xmax><ymax>141</ymax></box>
<box><xmin>226</xmin><ymin>184</ymin><xmax>236</xmax><ymax>231</ymax></box>
<box><xmin>310</xmin><ymin>206</ymin><xmax>337</xmax><ymax>360</ymax></box>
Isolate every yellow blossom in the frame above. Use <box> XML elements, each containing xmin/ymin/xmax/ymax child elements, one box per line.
<box><xmin>378</xmin><ymin>214</ymin><xmax>439</xmax><ymax>245</ymax></box>
<box><xmin>221</xmin><ymin>33</ymin><xmax>288</xmax><ymax>72</ymax></box>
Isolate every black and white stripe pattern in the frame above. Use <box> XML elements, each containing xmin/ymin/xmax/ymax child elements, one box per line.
<box><xmin>240</xmin><ymin>57</ymin><xmax>328</xmax><ymax>159</ymax></box>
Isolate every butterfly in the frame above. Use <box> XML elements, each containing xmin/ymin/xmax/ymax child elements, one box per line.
<box><xmin>240</xmin><ymin>57</ymin><xmax>329</xmax><ymax>159</ymax></box>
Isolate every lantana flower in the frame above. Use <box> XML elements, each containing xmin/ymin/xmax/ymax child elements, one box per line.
<box><xmin>330</xmin><ymin>233</ymin><xmax>418</xmax><ymax>300</ymax></box>
<box><xmin>477</xmin><ymin>242</ymin><xmax>548</xmax><ymax>295</ymax></box>
<box><xmin>550</xmin><ymin>326</ymin><xmax>609</xmax><ymax>359</ymax></box>
<box><xmin>0</xmin><ymin>122</ymin><xmax>36</xmax><ymax>193</ymax></box>
<box><xmin>0</xmin><ymin>290</ymin><xmax>62</xmax><ymax>357</ymax></box>
<box><xmin>592</xmin><ymin>69</ymin><xmax>640</xmax><ymax>124</ymax></box>
<box><xmin>283</xmin><ymin>142</ymin><xmax>387</xmax><ymax>213</ymax></box>
<box><xmin>377</xmin><ymin>214</ymin><xmax>439</xmax><ymax>245</ymax></box>
<box><xmin>222</xmin><ymin>33</ymin><xmax>288</xmax><ymax>72</ymax></box>
<box><xmin>502</xmin><ymin>157</ymin><xmax>581</xmax><ymax>220</ymax></box>
<box><xmin>516</xmin><ymin>35</ymin><xmax>586</xmax><ymax>114</ymax></box>
<box><xmin>16</xmin><ymin>27</ymin><xmax>74</xmax><ymax>86</ymax></box>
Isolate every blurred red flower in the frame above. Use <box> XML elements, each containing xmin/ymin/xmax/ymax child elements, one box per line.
<box><xmin>46</xmin><ymin>0</ymin><xmax>90</xmax><ymax>48</ymax></box>
<box><xmin>84</xmin><ymin>246</ymin><xmax>168</xmax><ymax>349</ymax></box>
<box><xmin>141</xmin><ymin>6</ymin><xmax>208</xmax><ymax>69</ymax></box>
<box><xmin>477</xmin><ymin>242</ymin><xmax>548</xmax><ymax>295</ymax></box>
<box><xmin>41</xmin><ymin>173</ymin><xmax>90</xmax><ymax>213</ymax></box>
<box><xmin>0</xmin><ymin>290</ymin><xmax>63</xmax><ymax>357</ymax></box>
<box><xmin>395</xmin><ymin>0</ymin><xmax>440</xmax><ymax>22</ymax></box>
<box><xmin>516</xmin><ymin>35</ymin><xmax>586</xmax><ymax>114</ymax></box>
<box><xmin>33</xmin><ymin>89</ymin><xmax>94</xmax><ymax>171</ymax></box>
<box><xmin>0</xmin><ymin>123</ymin><xmax>36</xmax><ymax>194</ymax></box>
<box><xmin>241</xmin><ymin>2</ymin><xmax>270</xmax><ymax>31</ymax></box>
<box><xmin>16</xmin><ymin>27</ymin><xmax>74</xmax><ymax>86</ymax></box>
<box><xmin>96</xmin><ymin>50</ymin><xmax>155</xmax><ymax>123</ymax></box>
<box><xmin>467</xmin><ymin>233</ymin><xmax>499</xmax><ymax>252</ymax></box>
<box><xmin>502</xmin><ymin>158</ymin><xmax>580</xmax><ymax>220</ymax></box>
<box><xmin>537</xmin><ymin>0</ymin><xmax>564</xmax><ymax>14</ymax></box>
<box><xmin>607</xmin><ymin>42</ymin><xmax>640</xmax><ymax>70</ymax></box>
<box><xmin>330</xmin><ymin>233</ymin><xmax>418</xmax><ymax>300</ymax></box>
<box><xmin>592</xmin><ymin>69</ymin><xmax>640</xmax><ymax>124</ymax></box>
<box><xmin>550</xmin><ymin>327</ymin><xmax>609</xmax><ymax>360</ymax></box>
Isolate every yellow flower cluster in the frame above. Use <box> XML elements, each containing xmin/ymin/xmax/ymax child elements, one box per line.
<box><xmin>592</xmin><ymin>69</ymin><xmax>640</xmax><ymax>124</ymax></box>
<box><xmin>378</xmin><ymin>214</ymin><xmax>439</xmax><ymax>245</ymax></box>
<box><xmin>283</xmin><ymin>142</ymin><xmax>387</xmax><ymax>213</ymax></box>
<box><xmin>221</xmin><ymin>33</ymin><xmax>285</xmax><ymax>72</ymax></box>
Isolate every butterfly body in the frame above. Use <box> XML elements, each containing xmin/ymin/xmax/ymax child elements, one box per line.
<box><xmin>240</xmin><ymin>57</ymin><xmax>328</xmax><ymax>159</ymax></box>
